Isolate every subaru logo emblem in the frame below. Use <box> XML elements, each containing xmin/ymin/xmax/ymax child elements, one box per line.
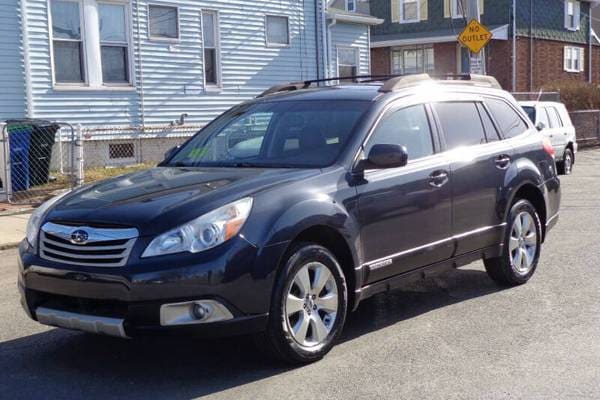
<box><xmin>70</xmin><ymin>229</ymin><xmax>89</xmax><ymax>245</ymax></box>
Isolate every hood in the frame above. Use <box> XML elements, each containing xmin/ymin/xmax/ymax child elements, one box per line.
<box><xmin>45</xmin><ymin>166</ymin><xmax>320</xmax><ymax>236</ymax></box>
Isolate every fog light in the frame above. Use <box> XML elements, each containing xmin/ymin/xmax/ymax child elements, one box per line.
<box><xmin>192</xmin><ymin>303</ymin><xmax>211</xmax><ymax>320</ymax></box>
<box><xmin>160</xmin><ymin>300</ymin><xmax>234</xmax><ymax>326</ymax></box>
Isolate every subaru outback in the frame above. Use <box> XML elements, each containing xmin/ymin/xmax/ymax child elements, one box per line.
<box><xmin>18</xmin><ymin>74</ymin><xmax>561</xmax><ymax>364</ymax></box>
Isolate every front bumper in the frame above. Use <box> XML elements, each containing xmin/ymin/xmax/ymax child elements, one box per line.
<box><xmin>18</xmin><ymin>237</ymin><xmax>288</xmax><ymax>338</ymax></box>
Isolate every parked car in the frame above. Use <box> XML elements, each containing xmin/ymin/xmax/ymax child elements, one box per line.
<box><xmin>520</xmin><ymin>101</ymin><xmax>577</xmax><ymax>175</ymax></box>
<box><xmin>18</xmin><ymin>74</ymin><xmax>561</xmax><ymax>364</ymax></box>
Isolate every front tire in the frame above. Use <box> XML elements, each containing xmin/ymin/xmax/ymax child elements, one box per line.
<box><xmin>255</xmin><ymin>243</ymin><xmax>348</xmax><ymax>364</ymax></box>
<box><xmin>557</xmin><ymin>148</ymin><xmax>573</xmax><ymax>175</ymax></box>
<box><xmin>484</xmin><ymin>199</ymin><xmax>542</xmax><ymax>286</ymax></box>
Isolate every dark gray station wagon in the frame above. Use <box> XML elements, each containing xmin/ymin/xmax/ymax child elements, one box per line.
<box><xmin>19</xmin><ymin>74</ymin><xmax>561</xmax><ymax>364</ymax></box>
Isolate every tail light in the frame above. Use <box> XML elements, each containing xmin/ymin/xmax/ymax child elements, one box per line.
<box><xmin>542</xmin><ymin>138</ymin><xmax>555</xmax><ymax>158</ymax></box>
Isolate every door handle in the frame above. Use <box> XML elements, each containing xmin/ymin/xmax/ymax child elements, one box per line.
<box><xmin>429</xmin><ymin>170</ymin><xmax>449</xmax><ymax>188</ymax></box>
<box><xmin>495</xmin><ymin>154</ymin><xmax>511</xmax><ymax>170</ymax></box>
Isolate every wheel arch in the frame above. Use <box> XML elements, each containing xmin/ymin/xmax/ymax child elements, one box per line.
<box><xmin>510</xmin><ymin>183</ymin><xmax>547</xmax><ymax>241</ymax></box>
<box><xmin>286</xmin><ymin>225</ymin><xmax>359</xmax><ymax>312</ymax></box>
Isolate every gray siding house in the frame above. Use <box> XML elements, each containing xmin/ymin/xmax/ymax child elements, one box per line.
<box><xmin>1</xmin><ymin>0</ymin><xmax>382</xmax><ymax>129</ymax></box>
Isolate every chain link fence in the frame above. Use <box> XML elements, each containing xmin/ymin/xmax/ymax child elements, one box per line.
<box><xmin>1</xmin><ymin>120</ymin><xmax>81</xmax><ymax>205</ymax></box>
<box><xmin>1</xmin><ymin>120</ymin><xmax>204</xmax><ymax>205</ymax></box>
<box><xmin>79</xmin><ymin>123</ymin><xmax>202</xmax><ymax>184</ymax></box>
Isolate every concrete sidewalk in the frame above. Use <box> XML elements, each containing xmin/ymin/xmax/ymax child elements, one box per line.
<box><xmin>0</xmin><ymin>213</ymin><xmax>30</xmax><ymax>250</ymax></box>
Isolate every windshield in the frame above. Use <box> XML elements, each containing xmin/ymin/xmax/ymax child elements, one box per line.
<box><xmin>522</xmin><ymin>106</ymin><xmax>536</xmax><ymax>123</ymax></box>
<box><xmin>167</xmin><ymin>100</ymin><xmax>370</xmax><ymax>168</ymax></box>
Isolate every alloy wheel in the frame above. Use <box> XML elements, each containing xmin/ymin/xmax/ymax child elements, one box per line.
<box><xmin>509</xmin><ymin>211</ymin><xmax>538</xmax><ymax>276</ymax></box>
<box><xmin>285</xmin><ymin>262</ymin><xmax>339</xmax><ymax>347</ymax></box>
<box><xmin>565</xmin><ymin>153</ymin><xmax>572</xmax><ymax>174</ymax></box>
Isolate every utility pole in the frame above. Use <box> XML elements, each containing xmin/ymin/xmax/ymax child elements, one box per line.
<box><xmin>466</xmin><ymin>0</ymin><xmax>485</xmax><ymax>74</ymax></box>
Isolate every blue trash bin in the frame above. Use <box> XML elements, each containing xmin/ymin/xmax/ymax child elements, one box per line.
<box><xmin>7</xmin><ymin>123</ymin><xmax>33</xmax><ymax>192</ymax></box>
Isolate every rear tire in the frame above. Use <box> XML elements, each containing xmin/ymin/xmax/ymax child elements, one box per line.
<box><xmin>255</xmin><ymin>242</ymin><xmax>347</xmax><ymax>364</ymax></box>
<box><xmin>557</xmin><ymin>148</ymin><xmax>573</xmax><ymax>175</ymax></box>
<box><xmin>484</xmin><ymin>199</ymin><xmax>542</xmax><ymax>286</ymax></box>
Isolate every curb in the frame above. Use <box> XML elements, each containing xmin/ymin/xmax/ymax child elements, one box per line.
<box><xmin>0</xmin><ymin>208</ymin><xmax>34</xmax><ymax>217</ymax></box>
<box><xmin>0</xmin><ymin>242</ymin><xmax>21</xmax><ymax>251</ymax></box>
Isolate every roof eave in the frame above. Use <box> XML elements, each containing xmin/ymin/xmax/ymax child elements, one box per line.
<box><xmin>326</xmin><ymin>11</ymin><xmax>384</xmax><ymax>26</ymax></box>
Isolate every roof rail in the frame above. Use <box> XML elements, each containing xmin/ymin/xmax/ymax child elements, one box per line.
<box><xmin>378</xmin><ymin>73</ymin><xmax>502</xmax><ymax>93</ymax></box>
<box><xmin>256</xmin><ymin>74</ymin><xmax>403</xmax><ymax>98</ymax></box>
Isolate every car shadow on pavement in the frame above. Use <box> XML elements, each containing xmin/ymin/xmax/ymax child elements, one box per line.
<box><xmin>0</xmin><ymin>268</ymin><xmax>503</xmax><ymax>399</ymax></box>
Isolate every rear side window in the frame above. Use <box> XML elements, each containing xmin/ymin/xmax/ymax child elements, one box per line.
<box><xmin>477</xmin><ymin>103</ymin><xmax>500</xmax><ymax>142</ymax></box>
<box><xmin>435</xmin><ymin>102</ymin><xmax>487</xmax><ymax>149</ymax></box>
<box><xmin>486</xmin><ymin>98</ymin><xmax>529</xmax><ymax>139</ymax></box>
<box><xmin>366</xmin><ymin>104</ymin><xmax>434</xmax><ymax>160</ymax></box>
<box><xmin>547</xmin><ymin>107</ymin><xmax>563</xmax><ymax>128</ymax></box>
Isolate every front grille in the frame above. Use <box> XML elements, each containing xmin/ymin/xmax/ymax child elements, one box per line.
<box><xmin>40</xmin><ymin>222</ymin><xmax>138</xmax><ymax>267</ymax></box>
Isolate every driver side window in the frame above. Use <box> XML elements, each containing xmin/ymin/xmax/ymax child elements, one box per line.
<box><xmin>365</xmin><ymin>104</ymin><xmax>434</xmax><ymax>161</ymax></box>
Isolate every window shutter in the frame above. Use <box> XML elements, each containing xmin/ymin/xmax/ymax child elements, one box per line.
<box><xmin>564</xmin><ymin>0</ymin><xmax>569</xmax><ymax>29</ymax></box>
<box><xmin>579</xmin><ymin>48</ymin><xmax>585</xmax><ymax>72</ymax></box>
<box><xmin>564</xmin><ymin>46</ymin><xmax>570</xmax><ymax>71</ymax></box>
<box><xmin>574</xmin><ymin>1</ymin><xmax>581</xmax><ymax>30</ymax></box>
<box><xmin>391</xmin><ymin>0</ymin><xmax>400</xmax><ymax>23</ymax></box>
<box><xmin>444</xmin><ymin>0</ymin><xmax>450</xmax><ymax>18</ymax></box>
<box><xmin>479</xmin><ymin>0</ymin><xmax>484</xmax><ymax>14</ymax></box>
<box><xmin>420</xmin><ymin>0</ymin><xmax>428</xmax><ymax>20</ymax></box>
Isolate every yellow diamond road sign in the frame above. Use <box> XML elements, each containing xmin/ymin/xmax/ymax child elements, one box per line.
<box><xmin>458</xmin><ymin>19</ymin><xmax>493</xmax><ymax>54</ymax></box>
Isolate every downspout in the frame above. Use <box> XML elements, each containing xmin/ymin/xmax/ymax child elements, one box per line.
<box><xmin>135</xmin><ymin>0</ymin><xmax>146</xmax><ymax>130</ymax></box>
<box><xmin>314</xmin><ymin>0</ymin><xmax>321</xmax><ymax>79</ymax></box>
<box><xmin>589</xmin><ymin>3</ymin><xmax>595</xmax><ymax>83</ymax></box>
<box><xmin>529</xmin><ymin>0</ymin><xmax>533</xmax><ymax>91</ymax></box>
<box><xmin>20</xmin><ymin>0</ymin><xmax>33</xmax><ymax>118</ymax></box>
<box><xmin>512</xmin><ymin>0</ymin><xmax>517</xmax><ymax>92</ymax></box>
<box><xmin>321</xmin><ymin>1</ymin><xmax>329</xmax><ymax>79</ymax></box>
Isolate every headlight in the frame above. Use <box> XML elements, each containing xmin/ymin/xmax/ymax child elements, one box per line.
<box><xmin>142</xmin><ymin>197</ymin><xmax>253</xmax><ymax>258</ymax></box>
<box><xmin>26</xmin><ymin>191</ymin><xmax>71</xmax><ymax>246</ymax></box>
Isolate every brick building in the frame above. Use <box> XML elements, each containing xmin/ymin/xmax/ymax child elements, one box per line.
<box><xmin>370</xmin><ymin>0</ymin><xmax>600</xmax><ymax>92</ymax></box>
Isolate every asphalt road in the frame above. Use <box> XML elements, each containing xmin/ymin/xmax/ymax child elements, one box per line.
<box><xmin>1</xmin><ymin>151</ymin><xmax>600</xmax><ymax>400</ymax></box>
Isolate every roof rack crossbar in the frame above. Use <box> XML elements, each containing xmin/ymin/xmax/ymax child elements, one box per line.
<box><xmin>378</xmin><ymin>73</ymin><xmax>502</xmax><ymax>93</ymax></box>
<box><xmin>256</xmin><ymin>74</ymin><xmax>404</xmax><ymax>98</ymax></box>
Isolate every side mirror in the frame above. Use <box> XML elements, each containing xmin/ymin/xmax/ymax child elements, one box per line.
<box><xmin>536</xmin><ymin>122</ymin><xmax>546</xmax><ymax>131</ymax></box>
<box><xmin>164</xmin><ymin>145</ymin><xmax>181</xmax><ymax>161</ymax></box>
<box><xmin>355</xmin><ymin>144</ymin><xmax>408</xmax><ymax>173</ymax></box>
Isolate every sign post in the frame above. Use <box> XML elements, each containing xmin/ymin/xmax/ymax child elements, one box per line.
<box><xmin>458</xmin><ymin>0</ymin><xmax>492</xmax><ymax>75</ymax></box>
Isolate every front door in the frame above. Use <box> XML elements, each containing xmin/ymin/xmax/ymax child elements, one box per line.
<box><xmin>356</xmin><ymin>103</ymin><xmax>453</xmax><ymax>284</ymax></box>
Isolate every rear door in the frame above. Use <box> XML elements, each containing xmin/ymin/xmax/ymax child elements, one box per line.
<box><xmin>433</xmin><ymin>98</ymin><xmax>515</xmax><ymax>255</ymax></box>
<box><xmin>356</xmin><ymin>102</ymin><xmax>453</xmax><ymax>284</ymax></box>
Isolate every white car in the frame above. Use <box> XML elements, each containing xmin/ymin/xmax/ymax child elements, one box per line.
<box><xmin>520</xmin><ymin>101</ymin><xmax>577</xmax><ymax>175</ymax></box>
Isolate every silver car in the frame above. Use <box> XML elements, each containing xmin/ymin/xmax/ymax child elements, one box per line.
<box><xmin>520</xmin><ymin>101</ymin><xmax>577</xmax><ymax>175</ymax></box>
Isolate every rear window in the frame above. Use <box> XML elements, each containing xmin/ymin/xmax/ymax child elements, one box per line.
<box><xmin>486</xmin><ymin>98</ymin><xmax>529</xmax><ymax>139</ymax></box>
<box><xmin>435</xmin><ymin>102</ymin><xmax>487</xmax><ymax>149</ymax></box>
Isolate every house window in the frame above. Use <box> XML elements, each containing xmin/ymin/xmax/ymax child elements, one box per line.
<box><xmin>266</xmin><ymin>15</ymin><xmax>290</xmax><ymax>46</ymax></box>
<box><xmin>337</xmin><ymin>47</ymin><xmax>359</xmax><ymax>80</ymax></box>
<box><xmin>400</xmin><ymin>0</ymin><xmax>419</xmax><ymax>23</ymax></box>
<box><xmin>564</xmin><ymin>46</ymin><xmax>584</xmax><ymax>72</ymax></box>
<box><xmin>50</xmin><ymin>0</ymin><xmax>85</xmax><ymax>83</ymax></box>
<box><xmin>451</xmin><ymin>0</ymin><xmax>464</xmax><ymax>18</ymax></box>
<box><xmin>202</xmin><ymin>10</ymin><xmax>220</xmax><ymax>86</ymax></box>
<box><xmin>148</xmin><ymin>5</ymin><xmax>179</xmax><ymax>39</ymax></box>
<box><xmin>49</xmin><ymin>0</ymin><xmax>133</xmax><ymax>87</ymax></box>
<box><xmin>391</xmin><ymin>46</ymin><xmax>434</xmax><ymax>74</ymax></box>
<box><xmin>98</xmin><ymin>3</ymin><xmax>129</xmax><ymax>83</ymax></box>
<box><xmin>347</xmin><ymin>0</ymin><xmax>356</xmax><ymax>12</ymax></box>
<box><xmin>565</xmin><ymin>0</ymin><xmax>581</xmax><ymax>30</ymax></box>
